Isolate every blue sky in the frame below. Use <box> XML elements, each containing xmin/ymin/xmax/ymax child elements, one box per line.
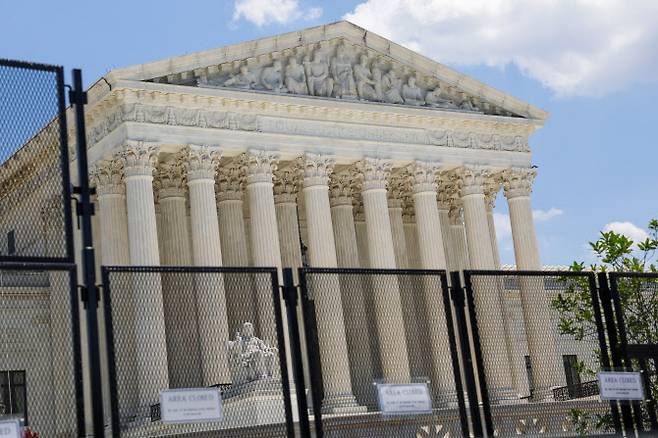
<box><xmin>2</xmin><ymin>0</ymin><xmax>656</xmax><ymax>266</ymax></box>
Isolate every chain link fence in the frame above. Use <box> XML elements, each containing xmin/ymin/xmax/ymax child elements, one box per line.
<box><xmin>0</xmin><ymin>60</ymin><xmax>73</xmax><ymax>263</ymax></box>
<box><xmin>609</xmin><ymin>272</ymin><xmax>658</xmax><ymax>434</ymax></box>
<box><xmin>102</xmin><ymin>266</ymin><xmax>294</xmax><ymax>437</ymax></box>
<box><xmin>0</xmin><ymin>264</ymin><xmax>82</xmax><ymax>436</ymax></box>
<box><xmin>299</xmin><ymin>268</ymin><xmax>466</xmax><ymax>438</ymax></box>
<box><xmin>464</xmin><ymin>270</ymin><xmax>616</xmax><ymax>437</ymax></box>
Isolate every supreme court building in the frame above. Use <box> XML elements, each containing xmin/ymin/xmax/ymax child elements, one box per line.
<box><xmin>0</xmin><ymin>20</ymin><xmax>603</xmax><ymax>436</ymax></box>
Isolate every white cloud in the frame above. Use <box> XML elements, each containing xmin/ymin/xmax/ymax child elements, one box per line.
<box><xmin>494</xmin><ymin>208</ymin><xmax>562</xmax><ymax>242</ymax></box>
<box><xmin>533</xmin><ymin>208</ymin><xmax>563</xmax><ymax>222</ymax></box>
<box><xmin>344</xmin><ymin>0</ymin><xmax>658</xmax><ymax>97</ymax></box>
<box><xmin>232</xmin><ymin>0</ymin><xmax>322</xmax><ymax>27</ymax></box>
<box><xmin>603</xmin><ymin>221</ymin><xmax>649</xmax><ymax>244</ymax></box>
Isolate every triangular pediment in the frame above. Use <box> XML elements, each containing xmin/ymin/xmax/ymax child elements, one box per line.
<box><xmin>104</xmin><ymin>21</ymin><xmax>547</xmax><ymax>121</ymax></box>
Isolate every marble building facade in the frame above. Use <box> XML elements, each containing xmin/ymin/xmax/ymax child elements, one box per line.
<box><xmin>54</xmin><ymin>20</ymin><xmax>597</xmax><ymax>429</ymax></box>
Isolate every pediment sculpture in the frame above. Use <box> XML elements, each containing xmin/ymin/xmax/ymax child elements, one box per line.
<box><xmin>227</xmin><ymin>322</ymin><xmax>278</xmax><ymax>386</ymax></box>
<box><xmin>193</xmin><ymin>39</ymin><xmax>512</xmax><ymax>116</ymax></box>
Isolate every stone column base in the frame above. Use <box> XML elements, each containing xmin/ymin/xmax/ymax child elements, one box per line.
<box><xmin>488</xmin><ymin>386</ymin><xmax>519</xmax><ymax>405</ymax></box>
<box><xmin>322</xmin><ymin>393</ymin><xmax>367</xmax><ymax>415</ymax></box>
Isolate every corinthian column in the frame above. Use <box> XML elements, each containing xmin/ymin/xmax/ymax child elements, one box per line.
<box><xmin>329</xmin><ymin>171</ymin><xmax>360</xmax><ymax>268</ymax></box>
<box><xmin>437</xmin><ymin>176</ymin><xmax>456</xmax><ymax>272</ymax></box>
<box><xmin>388</xmin><ymin>174</ymin><xmax>409</xmax><ymax>269</ymax></box>
<box><xmin>91</xmin><ymin>159</ymin><xmax>136</xmax><ymax>422</ymax></box>
<box><xmin>484</xmin><ymin>174</ymin><xmax>503</xmax><ymax>268</ymax></box>
<box><xmin>246</xmin><ymin>150</ymin><xmax>281</xmax><ymax>341</ymax></box>
<box><xmin>357</xmin><ymin>158</ymin><xmax>410</xmax><ymax>383</ymax></box>
<box><xmin>503</xmin><ymin>167</ymin><xmax>564</xmax><ymax>398</ymax></box>
<box><xmin>182</xmin><ymin>146</ymin><xmax>231</xmax><ymax>386</ymax></box>
<box><xmin>157</xmin><ymin>160</ymin><xmax>201</xmax><ymax>388</ymax></box>
<box><xmin>408</xmin><ymin>161</ymin><xmax>455</xmax><ymax>404</ymax></box>
<box><xmin>120</xmin><ymin>143</ymin><xmax>169</xmax><ymax>415</ymax></box>
<box><xmin>301</xmin><ymin>153</ymin><xmax>360</xmax><ymax>412</ymax></box>
<box><xmin>273</xmin><ymin>169</ymin><xmax>303</xmax><ymax>271</ymax></box>
<box><xmin>217</xmin><ymin>159</ymin><xmax>255</xmax><ymax>333</ymax></box>
<box><xmin>456</xmin><ymin>166</ymin><xmax>513</xmax><ymax>401</ymax></box>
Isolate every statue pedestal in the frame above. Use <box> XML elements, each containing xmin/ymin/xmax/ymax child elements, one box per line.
<box><xmin>222</xmin><ymin>377</ymin><xmax>299</xmax><ymax>427</ymax></box>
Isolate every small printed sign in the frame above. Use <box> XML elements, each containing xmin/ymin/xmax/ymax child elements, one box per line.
<box><xmin>377</xmin><ymin>383</ymin><xmax>433</xmax><ymax>415</ymax></box>
<box><xmin>0</xmin><ymin>420</ymin><xmax>21</xmax><ymax>438</ymax></box>
<box><xmin>160</xmin><ymin>388</ymin><xmax>223</xmax><ymax>424</ymax></box>
<box><xmin>598</xmin><ymin>372</ymin><xmax>645</xmax><ymax>401</ymax></box>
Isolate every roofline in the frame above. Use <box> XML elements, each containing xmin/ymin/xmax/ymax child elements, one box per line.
<box><xmin>89</xmin><ymin>20</ymin><xmax>549</xmax><ymax>122</ymax></box>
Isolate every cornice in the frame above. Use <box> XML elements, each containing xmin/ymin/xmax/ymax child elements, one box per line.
<box><xmin>82</xmin><ymin>84</ymin><xmax>536</xmax><ymax>155</ymax></box>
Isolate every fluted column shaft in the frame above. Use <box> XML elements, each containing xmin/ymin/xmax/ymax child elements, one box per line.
<box><xmin>302</xmin><ymin>154</ymin><xmax>358</xmax><ymax>412</ymax></box>
<box><xmin>457</xmin><ymin>166</ymin><xmax>513</xmax><ymax>401</ymax></box>
<box><xmin>448</xmin><ymin>208</ymin><xmax>470</xmax><ymax>272</ymax></box>
<box><xmin>121</xmin><ymin>145</ymin><xmax>169</xmax><ymax>414</ymax></box>
<box><xmin>246</xmin><ymin>151</ymin><xmax>282</xmax><ymax>341</ymax></box>
<box><xmin>274</xmin><ymin>170</ymin><xmax>303</xmax><ymax>270</ymax></box>
<box><xmin>504</xmin><ymin>167</ymin><xmax>563</xmax><ymax>397</ymax></box>
<box><xmin>409</xmin><ymin>161</ymin><xmax>454</xmax><ymax>403</ymax></box>
<box><xmin>358</xmin><ymin>158</ymin><xmax>410</xmax><ymax>383</ymax></box>
<box><xmin>388</xmin><ymin>199</ymin><xmax>409</xmax><ymax>268</ymax></box>
<box><xmin>184</xmin><ymin>147</ymin><xmax>231</xmax><ymax>386</ymax></box>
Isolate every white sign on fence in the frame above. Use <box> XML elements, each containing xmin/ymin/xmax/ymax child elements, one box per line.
<box><xmin>160</xmin><ymin>388</ymin><xmax>223</xmax><ymax>424</ymax></box>
<box><xmin>598</xmin><ymin>371</ymin><xmax>645</xmax><ymax>401</ymax></box>
<box><xmin>377</xmin><ymin>383</ymin><xmax>433</xmax><ymax>415</ymax></box>
<box><xmin>0</xmin><ymin>421</ymin><xmax>20</xmax><ymax>438</ymax></box>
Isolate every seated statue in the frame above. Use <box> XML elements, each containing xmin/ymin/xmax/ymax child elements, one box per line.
<box><xmin>460</xmin><ymin>96</ymin><xmax>480</xmax><ymax>111</ymax></box>
<box><xmin>285</xmin><ymin>57</ymin><xmax>308</xmax><ymax>94</ymax></box>
<box><xmin>353</xmin><ymin>55</ymin><xmax>380</xmax><ymax>101</ymax></box>
<box><xmin>304</xmin><ymin>52</ymin><xmax>334</xmax><ymax>97</ymax></box>
<box><xmin>382</xmin><ymin>70</ymin><xmax>404</xmax><ymax>104</ymax></box>
<box><xmin>425</xmin><ymin>85</ymin><xmax>458</xmax><ymax>108</ymax></box>
<box><xmin>227</xmin><ymin>322</ymin><xmax>278</xmax><ymax>386</ymax></box>
<box><xmin>224</xmin><ymin>65</ymin><xmax>258</xmax><ymax>89</ymax></box>
<box><xmin>261</xmin><ymin>60</ymin><xmax>287</xmax><ymax>93</ymax></box>
<box><xmin>401</xmin><ymin>76</ymin><xmax>425</xmax><ymax>106</ymax></box>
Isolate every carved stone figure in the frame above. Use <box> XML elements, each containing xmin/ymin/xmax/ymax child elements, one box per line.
<box><xmin>284</xmin><ymin>57</ymin><xmax>308</xmax><ymax>94</ymax></box>
<box><xmin>425</xmin><ymin>84</ymin><xmax>458</xmax><ymax>108</ymax></box>
<box><xmin>261</xmin><ymin>60</ymin><xmax>286</xmax><ymax>93</ymax></box>
<box><xmin>460</xmin><ymin>96</ymin><xmax>480</xmax><ymax>112</ymax></box>
<box><xmin>304</xmin><ymin>52</ymin><xmax>334</xmax><ymax>97</ymax></box>
<box><xmin>401</xmin><ymin>76</ymin><xmax>424</xmax><ymax>106</ymax></box>
<box><xmin>382</xmin><ymin>69</ymin><xmax>404</xmax><ymax>104</ymax></box>
<box><xmin>331</xmin><ymin>43</ymin><xmax>357</xmax><ymax>99</ymax></box>
<box><xmin>227</xmin><ymin>322</ymin><xmax>278</xmax><ymax>386</ymax></box>
<box><xmin>224</xmin><ymin>65</ymin><xmax>258</xmax><ymax>89</ymax></box>
<box><xmin>353</xmin><ymin>55</ymin><xmax>380</xmax><ymax>101</ymax></box>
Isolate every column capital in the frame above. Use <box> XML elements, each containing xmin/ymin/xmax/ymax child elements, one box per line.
<box><xmin>483</xmin><ymin>172</ymin><xmax>503</xmax><ymax>210</ymax></box>
<box><xmin>407</xmin><ymin>160</ymin><xmax>441</xmax><ymax>194</ymax></box>
<box><xmin>502</xmin><ymin>167</ymin><xmax>536</xmax><ymax>199</ymax></box>
<box><xmin>273</xmin><ymin>168</ymin><xmax>299</xmax><ymax>204</ymax></box>
<box><xmin>300</xmin><ymin>153</ymin><xmax>335</xmax><ymax>188</ymax></box>
<box><xmin>182</xmin><ymin>145</ymin><xmax>222</xmax><ymax>182</ymax></box>
<box><xmin>119</xmin><ymin>142</ymin><xmax>158</xmax><ymax>178</ymax></box>
<box><xmin>91</xmin><ymin>159</ymin><xmax>124</xmax><ymax>196</ymax></box>
<box><xmin>246</xmin><ymin>150</ymin><xmax>279</xmax><ymax>185</ymax></box>
<box><xmin>455</xmin><ymin>165</ymin><xmax>490</xmax><ymax>197</ymax></box>
<box><xmin>157</xmin><ymin>160</ymin><xmax>186</xmax><ymax>199</ymax></box>
<box><xmin>437</xmin><ymin>172</ymin><xmax>459</xmax><ymax>211</ymax></box>
<box><xmin>217</xmin><ymin>158</ymin><xmax>246</xmax><ymax>202</ymax></box>
<box><xmin>388</xmin><ymin>172</ymin><xmax>409</xmax><ymax>208</ymax></box>
<box><xmin>356</xmin><ymin>157</ymin><xmax>392</xmax><ymax>191</ymax></box>
<box><xmin>329</xmin><ymin>171</ymin><xmax>355</xmax><ymax>207</ymax></box>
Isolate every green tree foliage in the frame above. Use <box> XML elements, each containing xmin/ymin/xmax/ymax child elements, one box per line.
<box><xmin>551</xmin><ymin>219</ymin><xmax>657</xmax><ymax>434</ymax></box>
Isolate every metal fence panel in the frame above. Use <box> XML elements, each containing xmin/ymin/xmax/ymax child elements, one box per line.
<box><xmin>299</xmin><ymin>268</ymin><xmax>466</xmax><ymax>438</ymax></box>
<box><xmin>0</xmin><ymin>60</ymin><xmax>73</xmax><ymax>263</ymax></box>
<box><xmin>464</xmin><ymin>270</ymin><xmax>616</xmax><ymax>437</ymax></box>
<box><xmin>102</xmin><ymin>266</ymin><xmax>294</xmax><ymax>437</ymax></box>
<box><xmin>0</xmin><ymin>263</ymin><xmax>83</xmax><ymax>436</ymax></box>
<box><xmin>609</xmin><ymin>272</ymin><xmax>658</xmax><ymax>434</ymax></box>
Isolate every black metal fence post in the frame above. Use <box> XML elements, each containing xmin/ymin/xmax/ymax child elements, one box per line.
<box><xmin>598</xmin><ymin>272</ymin><xmax>635</xmax><ymax>435</ymax></box>
<box><xmin>462</xmin><ymin>271</ymin><xmax>494</xmax><ymax>437</ymax></box>
<box><xmin>449</xmin><ymin>271</ymin><xmax>483</xmax><ymax>437</ymax></box>
<box><xmin>282</xmin><ymin>268</ymin><xmax>311</xmax><ymax>438</ymax></box>
<box><xmin>588</xmin><ymin>273</ymin><xmax>623</xmax><ymax>434</ymax></box>
<box><xmin>70</xmin><ymin>68</ymin><xmax>105</xmax><ymax>437</ymax></box>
